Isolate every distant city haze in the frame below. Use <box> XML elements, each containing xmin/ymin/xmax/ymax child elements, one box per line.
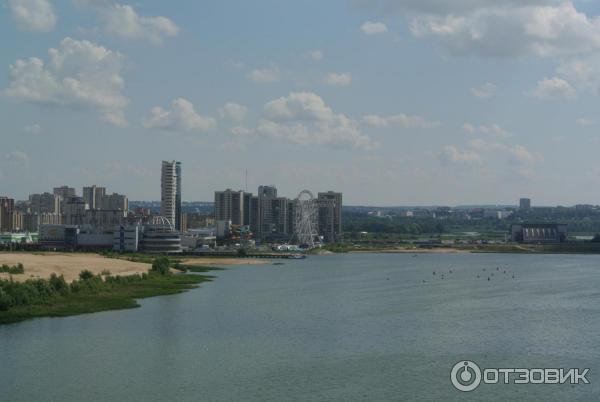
<box><xmin>2</xmin><ymin>1</ymin><xmax>600</xmax><ymax>205</ymax></box>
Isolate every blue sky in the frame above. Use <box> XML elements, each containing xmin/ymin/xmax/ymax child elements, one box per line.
<box><xmin>1</xmin><ymin>0</ymin><xmax>600</xmax><ymax>206</ymax></box>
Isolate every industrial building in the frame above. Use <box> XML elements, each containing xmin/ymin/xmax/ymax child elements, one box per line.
<box><xmin>511</xmin><ymin>223</ymin><xmax>567</xmax><ymax>243</ymax></box>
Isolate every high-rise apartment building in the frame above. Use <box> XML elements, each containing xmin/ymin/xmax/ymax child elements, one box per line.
<box><xmin>102</xmin><ymin>193</ymin><xmax>128</xmax><ymax>211</ymax></box>
<box><xmin>318</xmin><ymin>191</ymin><xmax>343</xmax><ymax>242</ymax></box>
<box><xmin>83</xmin><ymin>185</ymin><xmax>106</xmax><ymax>210</ymax></box>
<box><xmin>161</xmin><ymin>160</ymin><xmax>182</xmax><ymax>230</ymax></box>
<box><xmin>63</xmin><ymin>196</ymin><xmax>87</xmax><ymax>225</ymax></box>
<box><xmin>29</xmin><ymin>192</ymin><xmax>61</xmax><ymax>214</ymax></box>
<box><xmin>519</xmin><ymin>198</ymin><xmax>531</xmax><ymax>211</ymax></box>
<box><xmin>257</xmin><ymin>185</ymin><xmax>277</xmax><ymax>239</ymax></box>
<box><xmin>53</xmin><ymin>186</ymin><xmax>76</xmax><ymax>198</ymax></box>
<box><xmin>0</xmin><ymin>197</ymin><xmax>15</xmax><ymax>232</ymax></box>
<box><xmin>214</xmin><ymin>189</ymin><xmax>247</xmax><ymax>225</ymax></box>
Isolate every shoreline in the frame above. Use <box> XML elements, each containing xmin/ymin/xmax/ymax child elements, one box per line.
<box><xmin>0</xmin><ymin>269</ymin><xmax>217</xmax><ymax>326</ymax></box>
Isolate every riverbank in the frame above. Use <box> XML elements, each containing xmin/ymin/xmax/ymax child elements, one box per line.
<box><xmin>181</xmin><ymin>257</ymin><xmax>267</xmax><ymax>266</ymax></box>
<box><xmin>0</xmin><ymin>271</ymin><xmax>213</xmax><ymax>325</ymax></box>
<box><xmin>328</xmin><ymin>242</ymin><xmax>600</xmax><ymax>254</ymax></box>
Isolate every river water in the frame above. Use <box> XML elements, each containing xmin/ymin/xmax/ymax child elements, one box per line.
<box><xmin>1</xmin><ymin>253</ymin><xmax>599</xmax><ymax>401</ymax></box>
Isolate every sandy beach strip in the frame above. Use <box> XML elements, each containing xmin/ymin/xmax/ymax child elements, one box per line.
<box><xmin>0</xmin><ymin>252</ymin><xmax>150</xmax><ymax>282</ymax></box>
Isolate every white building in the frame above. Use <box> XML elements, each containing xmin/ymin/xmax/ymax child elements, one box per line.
<box><xmin>161</xmin><ymin>160</ymin><xmax>182</xmax><ymax>231</ymax></box>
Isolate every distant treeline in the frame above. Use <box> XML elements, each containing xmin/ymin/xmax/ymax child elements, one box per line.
<box><xmin>343</xmin><ymin>213</ymin><xmax>446</xmax><ymax>235</ymax></box>
<box><xmin>342</xmin><ymin>212</ymin><xmax>600</xmax><ymax>236</ymax></box>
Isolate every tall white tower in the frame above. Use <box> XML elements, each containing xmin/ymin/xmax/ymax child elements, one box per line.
<box><xmin>161</xmin><ymin>160</ymin><xmax>182</xmax><ymax>230</ymax></box>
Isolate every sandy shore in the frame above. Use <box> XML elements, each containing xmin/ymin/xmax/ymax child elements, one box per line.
<box><xmin>181</xmin><ymin>257</ymin><xmax>267</xmax><ymax>266</ymax></box>
<box><xmin>0</xmin><ymin>252</ymin><xmax>150</xmax><ymax>282</ymax></box>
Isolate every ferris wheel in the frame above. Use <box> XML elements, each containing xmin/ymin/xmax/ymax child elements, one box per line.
<box><xmin>294</xmin><ymin>190</ymin><xmax>319</xmax><ymax>248</ymax></box>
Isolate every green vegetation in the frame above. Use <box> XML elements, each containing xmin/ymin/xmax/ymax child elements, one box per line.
<box><xmin>322</xmin><ymin>243</ymin><xmax>353</xmax><ymax>253</ymax></box>
<box><xmin>0</xmin><ymin>257</ymin><xmax>215</xmax><ymax>325</ymax></box>
<box><xmin>0</xmin><ymin>263</ymin><xmax>24</xmax><ymax>274</ymax></box>
<box><xmin>151</xmin><ymin>256</ymin><xmax>171</xmax><ymax>275</ymax></box>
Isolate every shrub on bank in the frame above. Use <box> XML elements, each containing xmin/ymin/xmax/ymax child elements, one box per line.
<box><xmin>151</xmin><ymin>256</ymin><xmax>170</xmax><ymax>275</ymax></box>
<box><xmin>0</xmin><ymin>263</ymin><xmax>25</xmax><ymax>274</ymax></box>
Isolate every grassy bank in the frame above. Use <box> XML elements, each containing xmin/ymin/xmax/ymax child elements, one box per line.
<box><xmin>0</xmin><ymin>261</ymin><xmax>216</xmax><ymax>325</ymax></box>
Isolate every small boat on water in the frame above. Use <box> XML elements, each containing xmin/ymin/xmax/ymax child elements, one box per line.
<box><xmin>289</xmin><ymin>254</ymin><xmax>306</xmax><ymax>259</ymax></box>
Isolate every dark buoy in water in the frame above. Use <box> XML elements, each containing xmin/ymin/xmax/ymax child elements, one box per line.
<box><xmin>487</xmin><ymin>277</ymin><xmax>490</xmax><ymax>281</ymax></box>
<box><xmin>503</xmin><ymin>270</ymin><xmax>506</xmax><ymax>274</ymax></box>
<box><xmin>496</xmin><ymin>267</ymin><xmax>499</xmax><ymax>271</ymax></box>
<box><xmin>512</xmin><ymin>274</ymin><xmax>515</xmax><ymax>279</ymax></box>
<box><xmin>449</xmin><ymin>270</ymin><xmax>453</xmax><ymax>274</ymax></box>
<box><xmin>433</xmin><ymin>271</ymin><xmax>436</xmax><ymax>275</ymax></box>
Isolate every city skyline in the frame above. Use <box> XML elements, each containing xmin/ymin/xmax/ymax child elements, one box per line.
<box><xmin>3</xmin><ymin>1</ymin><xmax>600</xmax><ymax>205</ymax></box>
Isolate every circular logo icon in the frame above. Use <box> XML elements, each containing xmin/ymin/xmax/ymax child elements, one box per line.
<box><xmin>451</xmin><ymin>360</ymin><xmax>482</xmax><ymax>392</ymax></box>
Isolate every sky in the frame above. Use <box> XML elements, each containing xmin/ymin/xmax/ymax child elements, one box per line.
<box><xmin>1</xmin><ymin>0</ymin><xmax>600</xmax><ymax>206</ymax></box>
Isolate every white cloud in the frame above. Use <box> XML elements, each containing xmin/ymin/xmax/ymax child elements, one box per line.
<box><xmin>305</xmin><ymin>50</ymin><xmax>324</xmax><ymax>61</ymax></box>
<box><xmin>103</xmin><ymin>4</ymin><xmax>178</xmax><ymax>43</ymax></box>
<box><xmin>102</xmin><ymin>110</ymin><xmax>127</xmax><ymax>127</ymax></box>
<box><xmin>360</xmin><ymin>21</ymin><xmax>388</xmax><ymax>35</ymax></box>
<box><xmin>576</xmin><ymin>117</ymin><xmax>595</xmax><ymax>126</ymax></box>
<box><xmin>247</xmin><ymin>67</ymin><xmax>280</xmax><ymax>83</ymax></box>
<box><xmin>439</xmin><ymin>145</ymin><xmax>481</xmax><ymax>165</ymax></box>
<box><xmin>471</xmin><ymin>82</ymin><xmax>497</xmax><ymax>98</ymax></box>
<box><xmin>408</xmin><ymin>2</ymin><xmax>600</xmax><ymax>58</ymax></box>
<box><xmin>8</xmin><ymin>0</ymin><xmax>56</xmax><ymax>32</ymax></box>
<box><xmin>556</xmin><ymin>57</ymin><xmax>600</xmax><ymax>94</ymax></box>
<box><xmin>462</xmin><ymin>123</ymin><xmax>476</xmax><ymax>134</ymax></box>
<box><xmin>509</xmin><ymin>144</ymin><xmax>543</xmax><ymax>165</ymax></box>
<box><xmin>467</xmin><ymin>138</ymin><xmax>543</xmax><ymax>166</ymax></box>
<box><xmin>324</xmin><ymin>72</ymin><xmax>352</xmax><ymax>86</ymax></box>
<box><xmin>526</xmin><ymin>77</ymin><xmax>577</xmax><ymax>100</ymax></box>
<box><xmin>143</xmin><ymin>98</ymin><xmax>216</xmax><ymax>132</ymax></box>
<box><xmin>463</xmin><ymin>123</ymin><xmax>511</xmax><ymax>137</ymax></box>
<box><xmin>363</xmin><ymin>114</ymin><xmax>439</xmax><ymax>128</ymax></box>
<box><xmin>23</xmin><ymin>123</ymin><xmax>42</xmax><ymax>134</ymax></box>
<box><xmin>468</xmin><ymin>138</ymin><xmax>506</xmax><ymax>152</ymax></box>
<box><xmin>259</xmin><ymin>91</ymin><xmax>377</xmax><ymax>150</ymax></box>
<box><xmin>230</xmin><ymin>126</ymin><xmax>255</xmax><ymax>137</ymax></box>
<box><xmin>478</xmin><ymin>124</ymin><xmax>511</xmax><ymax>137</ymax></box>
<box><xmin>4</xmin><ymin>37</ymin><xmax>128</xmax><ymax>125</ymax></box>
<box><xmin>77</xmin><ymin>1</ymin><xmax>179</xmax><ymax>44</ymax></box>
<box><xmin>219</xmin><ymin>102</ymin><xmax>248</xmax><ymax>122</ymax></box>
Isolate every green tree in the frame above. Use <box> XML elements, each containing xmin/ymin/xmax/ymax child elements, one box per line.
<box><xmin>151</xmin><ymin>256</ymin><xmax>170</xmax><ymax>275</ymax></box>
<box><xmin>79</xmin><ymin>270</ymin><xmax>95</xmax><ymax>281</ymax></box>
